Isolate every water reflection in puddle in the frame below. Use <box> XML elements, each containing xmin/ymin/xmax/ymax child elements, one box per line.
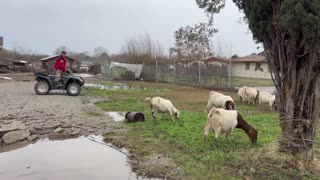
<box><xmin>74</xmin><ymin>73</ymin><xmax>96</xmax><ymax>78</ymax></box>
<box><xmin>0</xmin><ymin>136</ymin><xmax>140</xmax><ymax>180</ymax></box>
<box><xmin>106</xmin><ymin>112</ymin><xmax>126</xmax><ymax>122</ymax></box>
<box><xmin>84</xmin><ymin>83</ymin><xmax>160</xmax><ymax>92</ymax></box>
<box><xmin>85</xmin><ymin>83</ymin><xmax>130</xmax><ymax>90</ymax></box>
<box><xmin>0</xmin><ymin>77</ymin><xmax>12</xmax><ymax>80</ymax></box>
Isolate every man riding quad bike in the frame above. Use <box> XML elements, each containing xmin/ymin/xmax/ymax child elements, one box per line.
<box><xmin>34</xmin><ymin>51</ymin><xmax>84</xmax><ymax>96</ymax></box>
<box><xmin>34</xmin><ymin>69</ymin><xmax>84</xmax><ymax>96</ymax></box>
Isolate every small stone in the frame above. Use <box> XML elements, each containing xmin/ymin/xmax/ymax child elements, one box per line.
<box><xmin>0</xmin><ymin>121</ymin><xmax>26</xmax><ymax>133</ymax></box>
<box><xmin>43</xmin><ymin>122</ymin><xmax>61</xmax><ymax>129</ymax></box>
<box><xmin>32</xmin><ymin>128</ymin><xmax>54</xmax><ymax>135</ymax></box>
<box><xmin>71</xmin><ymin>129</ymin><xmax>80</xmax><ymax>136</ymax></box>
<box><xmin>28</xmin><ymin>135</ymin><xmax>38</xmax><ymax>142</ymax></box>
<box><xmin>61</xmin><ymin>123</ymin><xmax>72</xmax><ymax>128</ymax></box>
<box><xmin>33</xmin><ymin>124</ymin><xmax>42</xmax><ymax>130</ymax></box>
<box><xmin>48</xmin><ymin>132</ymin><xmax>68</xmax><ymax>140</ymax></box>
<box><xmin>2</xmin><ymin>130</ymin><xmax>30</xmax><ymax>144</ymax></box>
<box><xmin>53</xmin><ymin>127</ymin><xmax>64</xmax><ymax>133</ymax></box>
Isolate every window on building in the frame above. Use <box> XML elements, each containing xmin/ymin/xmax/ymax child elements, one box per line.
<box><xmin>255</xmin><ymin>63</ymin><xmax>262</xmax><ymax>71</ymax></box>
<box><xmin>245</xmin><ymin>63</ymin><xmax>250</xmax><ymax>70</ymax></box>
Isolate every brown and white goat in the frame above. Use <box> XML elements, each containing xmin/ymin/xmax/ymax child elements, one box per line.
<box><xmin>204</xmin><ymin>108</ymin><xmax>258</xmax><ymax>147</ymax></box>
<box><xmin>205</xmin><ymin>91</ymin><xmax>236</xmax><ymax>113</ymax></box>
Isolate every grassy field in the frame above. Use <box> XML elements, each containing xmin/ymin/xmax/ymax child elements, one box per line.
<box><xmin>231</xmin><ymin>77</ymin><xmax>274</xmax><ymax>87</ymax></box>
<box><xmin>82</xmin><ymin>81</ymin><xmax>319</xmax><ymax>179</ymax></box>
<box><xmin>164</xmin><ymin>77</ymin><xmax>274</xmax><ymax>88</ymax></box>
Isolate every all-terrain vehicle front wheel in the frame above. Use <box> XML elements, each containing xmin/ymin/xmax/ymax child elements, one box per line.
<box><xmin>35</xmin><ymin>81</ymin><xmax>50</xmax><ymax>95</ymax></box>
<box><xmin>66</xmin><ymin>83</ymin><xmax>81</xmax><ymax>96</ymax></box>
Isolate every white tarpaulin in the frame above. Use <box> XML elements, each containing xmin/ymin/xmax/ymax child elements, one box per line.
<box><xmin>109</xmin><ymin>62</ymin><xmax>144</xmax><ymax>79</ymax></box>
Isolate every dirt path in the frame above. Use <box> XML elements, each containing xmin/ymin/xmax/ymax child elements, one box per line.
<box><xmin>0</xmin><ymin>80</ymin><xmax>109</xmax><ymax>149</ymax></box>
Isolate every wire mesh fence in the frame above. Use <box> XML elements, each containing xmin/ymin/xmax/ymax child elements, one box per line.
<box><xmin>102</xmin><ymin>61</ymin><xmax>235</xmax><ymax>88</ymax></box>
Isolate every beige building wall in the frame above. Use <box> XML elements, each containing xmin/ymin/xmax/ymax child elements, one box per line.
<box><xmin>231</xmin><ymin>62</ymin><xmax>272</xmax><ymax>79</ymax></box>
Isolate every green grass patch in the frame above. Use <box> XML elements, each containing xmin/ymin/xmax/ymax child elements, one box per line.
<box><xmin>84</xmin><ymin>81</ymin><xmax>319</xmax><ymax>179</ymax></box>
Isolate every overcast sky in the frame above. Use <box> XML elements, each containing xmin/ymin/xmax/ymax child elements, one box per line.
<box><xmin>0</xmin><ymin>0</ymin><xmax>262</xmax><ymax>57</ymax></box>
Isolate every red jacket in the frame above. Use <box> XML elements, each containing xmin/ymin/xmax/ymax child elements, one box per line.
<box><xmin>54</xmin><ymin>55</ymin><xmax>67</xmax><ymax>72</ymax></box>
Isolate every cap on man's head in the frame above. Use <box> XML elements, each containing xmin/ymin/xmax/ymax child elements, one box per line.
<box><xmin>61</xmin><ymin>51</ymin><xmax>67</xmax><ymax>55</ymax></box>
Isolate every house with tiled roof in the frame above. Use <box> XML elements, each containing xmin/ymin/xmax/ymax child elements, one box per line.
<box><xmin>230</xmin><ymin>52</ymin><xmax>271</xmax><ymax>79</ymax></box>
<box><xmin>202</xmin><ymin>52</ymin><xmax>272</xmax><ymax>79</ymax></box>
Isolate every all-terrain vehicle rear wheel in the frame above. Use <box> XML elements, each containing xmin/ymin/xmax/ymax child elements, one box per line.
<box><xmin>67</xmin><ymin>83</ymin><xmax>81</xmax><ymax>96</ymax></box>
<box><xmin>35</xmin><ymin>81</ymin><xmax>50</xmax><ymax>95</ymax></box>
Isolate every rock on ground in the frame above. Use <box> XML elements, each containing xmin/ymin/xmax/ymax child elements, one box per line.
<box><xmin>2</xmin><ymin>130</ymin><xmax>30</xmax><ymax>144</ymax></box>
<box><xmin>53</xmin><ymin>127</ymin><xmax>64</xmax><ymax>133</ymax></box>
<box><xmin>0</xmin><ymin>121</ymin><xmax>26</xmax><ymax>133</ymax></box>
<box><xmin>28</xmin><ymin>135</ymin><xmax>38</xmax><ymax>142</ymax></box>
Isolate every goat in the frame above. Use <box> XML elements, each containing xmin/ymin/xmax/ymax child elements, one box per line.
<box><xmin>204</xmin><ymin>108</ymin><xmax>258</xmax><ymax>147</ymax></box>
<box><xmin>145</xmin><ymin>96</ymin><xmax>180</xmax><ymax>122</ymax></box>
<box><xmin>205</xmin><ymin>91</ymin><xmax>235</xmax><ymax>112</ymax></box>
<box><xmin>257</xmin><ymin>91</ymin><xmax>276</xmax><ymax>110</ymax></box>
<box><xmin>238</xmin><ymin>86</ymin><xmax>259</xmax><ymax>104</ymax></box>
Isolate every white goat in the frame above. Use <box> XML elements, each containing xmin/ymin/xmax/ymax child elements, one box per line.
<box><xmin>258</xmin><ymin>91</ymin><xmax>276</xmax><ymax>110</ymax></box>
<box><xmin>204</xmin><ymin>107</ymin><xmax>257</xmax><ymax>147</ymax></box>
<box><xmin>205</xmin><ymin>91</ymin><xmax>235</xmax><ymax>112</ymax></box>
<box><xmin>145</xmin><ymin>96</ymin><xmax>180</xmax><ymax>122</ymax></box>
<box><xmin>238</xmin><ymin>86</ymin><xmax>259</xmax><ymax>104</ymax></box>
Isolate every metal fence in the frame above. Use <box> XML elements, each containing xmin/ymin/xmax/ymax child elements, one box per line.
<box><xmin>102</xmin><ymin>62</ymin><xmax>233</xmax><ymax>88</ymax></box>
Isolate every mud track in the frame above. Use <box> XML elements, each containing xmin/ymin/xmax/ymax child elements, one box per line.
<box><xmin>0</xmin><ymin>80</ymin><xmax>109</xmax><ymax>149</ymax></box>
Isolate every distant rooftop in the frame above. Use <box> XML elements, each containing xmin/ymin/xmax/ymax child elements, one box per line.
<box><xmin>203</xmin><ymin>52</ymin><xmax>267</xmax><ymax>64</ymax></box>
<box><xmin>39</xmin><ymin>55</ymin><xmax>77</xmax><ymax>62</ymax></box>
<box><xmin>230</xmin><ymin>53</ymin><xmax>267</xmax><ymax>63</ymax></box>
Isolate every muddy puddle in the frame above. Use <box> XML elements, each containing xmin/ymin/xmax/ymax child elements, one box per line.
<box><xmin>84</xmin><ymin>83</ymin><xmax>160</xmax><ymax>92</ymax></box>
<box><xmin>0</xmin><ymin>77</ymin><xmax>12</xmax><ymax>80</ymax></box>
<box><xmin>106</xmin><ymin>112</ymin><xmax>126</xmax><ymax>122</ymax></box>
<box><xmin>85</xmin><ymin>83</ymin><xmax>130</xmax><ymax>90</ymax></box>
<box><xmin>0</xmin><ymin>136</ymin><xmax>143</xmax><ymax>180</ymax></box>
<box><xmin>74</xmin><ymin>73</ymin><xmax>96</xmax><ymax>78</ymax></box>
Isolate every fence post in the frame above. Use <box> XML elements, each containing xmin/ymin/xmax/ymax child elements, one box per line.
<box><xmin>198</xmin><ymin>61</ymin><xmax>201</xmax><ymax>84</ymax></box>
<box><xmin>155</xmin><ymin>56</ymin><xmax>158</xmax><ymax>82</ymax></box>
<box><xmin>228</xmin><ymin>58</ymin><xmax>232</xmax><ymax>88</ymax></box>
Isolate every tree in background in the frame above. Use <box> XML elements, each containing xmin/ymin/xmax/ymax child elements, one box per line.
<box><xmin>231</xmin><ymin>54</ymin><xmax>239</xmax><ymax>59</ymax></box>
<box><xmin>120</xmin><ymin>33</ymin><xmax>166</xmax><ymax>64</ymax></box>
<box><xmin>53</xmin><ymin>46</ymin><xmax>71</xmax><ymax>55</ymax></box>
<box><xmin>0</xmin><ymin>46</ymin><xmax>46</xmax><ymax>62</ymax></box>
<box><xmin>196</xmin><ymin>0</ymin><xmax>320</xmax><ymax>160</ymax></box>
<box><xmin>170</xmin><ymin>22</ymin><xmax>215</xmax><ymax>61</ymax></box>
<box><xmin>93</xmin><ymin>46</ymin><xmax>110</xmax><ymax>64</ymax></box>
<box><xmin>93</xmin><ymin>46</ymin><xmax>108</xmax><ymax>57</ymax></box>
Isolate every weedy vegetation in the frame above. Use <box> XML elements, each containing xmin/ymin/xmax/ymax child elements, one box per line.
<box><xmin>82</xmin><ymin>81</ymin><xmax>320</xmax><ymax>179</ymax></box>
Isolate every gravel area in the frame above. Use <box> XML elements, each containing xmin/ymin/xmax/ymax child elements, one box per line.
<box><xmin>0</xmin><ymin>80</ymin><xmax>109</xmax><ymax>147</ymax></box>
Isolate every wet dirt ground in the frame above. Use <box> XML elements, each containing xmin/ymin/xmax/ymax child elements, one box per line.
<box><xmin>0</xmin><ymin>73</ymin><xmax>162</xmax><ymax>180</ymax></box>
<box><xmin>0</xmin><ymin>136</ymin><xmax>140</xmax><ymax>180</ymax></box>
<box><xmin>0</xmin><ymin>74</ymin><xmax>109</xmax><ymax>147</ymax></box>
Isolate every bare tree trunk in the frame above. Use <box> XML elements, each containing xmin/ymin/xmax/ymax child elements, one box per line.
<box><xmin>265</xmin><ymin>39</ymin><xmax>320</xmax><ymax>161</ymax></box>
<box><xmin>256</xmin><ymin>0</ymin><xmax>320</xmax><ymax>161</ymax></box>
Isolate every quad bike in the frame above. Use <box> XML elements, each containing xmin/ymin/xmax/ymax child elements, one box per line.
<box><xmin>34</xmin><ymin>69</ymin><xmax>84</xmax><ymax>96</ymax></box>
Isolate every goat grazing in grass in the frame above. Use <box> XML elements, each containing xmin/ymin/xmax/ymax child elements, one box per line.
<box><xmin>205</xmin><ymin>91</ymin><xmax>235</xmax><ymax>112</ymax></box>
<box><xmin>145</xmin><ymin>96</ymin><xmax>180</xmax><ymax>122</ymax></box>
<box><xmin>238</xmin><ymin>86</ymin><xmax>260</xmax><ymax>104</ymax></box>
<box><xmin>257</xmin><ymin>91</ymin><xmax>276</xmax><ymax>110</ymax></box>
<box><xmin>204</xmin><ymin>108</ymin><xmax>258</xmax><ymax>147</ymax></box>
